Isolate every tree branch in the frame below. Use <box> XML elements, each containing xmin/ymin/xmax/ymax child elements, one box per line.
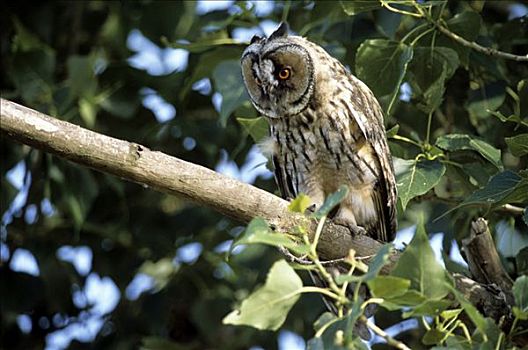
<box><xmin>0</xmin><ymin>98</ymin><xmax>516</xmax><ymax>327</ymax></box>
<box><xmin>434</xmin><ymin>19</ymin><xmax>528</xmax><ymax>62</ymax></box>
<box><xmin>0</xmin><ymin>98</ymin><xmax>382</xmax><ymax>263</ymax></box>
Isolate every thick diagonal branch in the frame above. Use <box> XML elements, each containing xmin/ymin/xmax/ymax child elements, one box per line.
<box><xmin>0</xmin><ymin>98</ymin><xmax>516</xmax><ymax>328</ymax></box>
<box><xmin>0</xmin><ymin>98</ymin><xmax>380</xmax><ymax>263</ymax></box>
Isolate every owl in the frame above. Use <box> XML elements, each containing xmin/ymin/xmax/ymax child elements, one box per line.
<box><xmin>241</xmin><ymin>22</ymin><xmax>397</xmax><ymax>243</ymax></box>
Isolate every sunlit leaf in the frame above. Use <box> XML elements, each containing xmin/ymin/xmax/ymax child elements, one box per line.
<box><xmin>367</xmin><ymin>275</ymin><xmax>410</xmax><ymax>299</ymax></box>
<box><xmin>233</xmin><ymin>217</ymin><xmax>307</xmax><ymax>254</ymax></box>
<box><xmin>222</xmin><ymin>260</ymin><xmax>302</xmax><ymax>330</ymax></box>
<box><xmin>288</xmin><ymin>193</ymin><xmax>312</xmax><ymax>214</ymax></box>
<box><xmin>394</xmin><ymin>158</ymin><xmax>446</xmax><ymax>210</ymax></box>
<box><xmin>391</xmin><ymin>220</ymin><xmax>451</xmax><ymax>299</ymax></box>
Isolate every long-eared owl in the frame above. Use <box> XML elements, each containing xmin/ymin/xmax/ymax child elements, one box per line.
<box><xmin>241</xmin><ymin>22</ymin><xmax>397</xmax><ymax>243</ymax></box>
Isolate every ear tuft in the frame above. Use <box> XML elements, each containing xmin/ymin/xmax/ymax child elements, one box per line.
<box><xmin>250</xmin><ymin>35</ymin><xmax>263</xmax><ymax>44</ymax></box>
<box><xmin>269</xmin><ymin>22</ymin><xmax>289</xmax><ymax>40</ymax></box>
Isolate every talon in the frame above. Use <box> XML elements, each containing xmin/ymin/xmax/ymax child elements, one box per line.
<box><xmin>333</xmin><ymin>218</ymin><xmax>367</xmax><ymax>236</ymax></box>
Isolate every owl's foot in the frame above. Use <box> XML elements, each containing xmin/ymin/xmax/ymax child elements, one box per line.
<box><xmin>332</xmin><ymin>218</ymin><xmax>367</xmax><ymax>236</ymax></box>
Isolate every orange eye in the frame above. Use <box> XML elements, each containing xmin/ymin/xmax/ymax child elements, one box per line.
<box><xmin>278</xmin><ymin>67</ymin><xmax>290</xmax><ymax>80</ymax></box>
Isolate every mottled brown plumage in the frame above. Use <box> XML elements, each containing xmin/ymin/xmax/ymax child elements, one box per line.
<box><xmin>241</xmin><ymin>23</ymin><xmax>397</xmax><ymax>243</ymax></box>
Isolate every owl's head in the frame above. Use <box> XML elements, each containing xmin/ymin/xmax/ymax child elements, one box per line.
<box><xmin>241</xmin><ymin>22</ymin><xmax>315</xmax><ymax>119</ymax></box>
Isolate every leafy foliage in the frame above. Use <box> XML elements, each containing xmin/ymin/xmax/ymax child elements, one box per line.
<box><xmin>2</xmin><ymin>1</ymin><xmax>528</xmax><ymax>349</ymax></box>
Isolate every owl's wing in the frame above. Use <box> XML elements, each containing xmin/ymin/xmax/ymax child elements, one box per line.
<box><xmin>350</xmin><ymin>79</ymin><xmax>398</xmax><ymax>242</ymax></box>
<box><xmin>272</xmin><ymin>154</ymin><xmax>297</xmax><ymax>200</ymax></box>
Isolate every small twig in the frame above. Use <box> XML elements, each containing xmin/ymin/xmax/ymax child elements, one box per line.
<box><xmin>432</xmin><ymin>19</ymin><xmax>528</xmax><ymax>62</ymax></box>
<box><xmin>361</xmin><ymin>315</ymin><xmax>412</xmax><ymax>350</ymax></box>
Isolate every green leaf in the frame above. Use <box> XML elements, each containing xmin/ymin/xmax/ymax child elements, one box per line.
<box><xmin>363</xmin><ymin>244</ymin><xmax>393</xmax><ymax>281</ymax></box>
<box><xmin>223</xmin><ymin>260</ymin><xmax>302</xmax><ymax>330</ymax></box>
<box><xmin>448</xmin><ymin>284</ymin><xmax>487</xmax><ymax>334</ymax></box>
<box><xmin>212</xmin><ymin>60</ymin><xmax>249</xmax><ymax>126</ymax></box>
<box><xmin>391</xmin><ymin>220</ymin><xmax>451</xmax><ymax>299</ymax></box>
<box><xmin>306</xmin><ymin>337</ymin><xmax>325</xmax><ymax>350</ymax></box>
<box><xmin>386</xmin><ymin>124</ymin><xmax>400</xmax><ymax>138</ymax></box>
<box><xmin>437</xmin><ymin>11</ymin><xmax>481</xmax><ymax>67</ymax></box>
<box><xmin>435</xmin><ymin>134</ymin><xmax>502</xmax><ymax>169</ymax></box>
<box><xmin>517</xmin><ymin>247</ymin><xmax>528</xmax><ymax>275</ymax></box>
<box><xmin>340</xmin><ymin>0</ymin><xmax>381</xmax><ymax>15</ymax></box>
<box><xmin>422</xmin><ymin>329</ymin><xmax>447</xmax><ymax>345</ymax></box>
<box><xmin>402</xmin><ymin>299</ymin><xmax>451</xmax><ymax>317</ymax></box>
<box><xmin>288</xmin><ymin>193</ymin><xmax>312</xmax><ymax>214</ymax></box>
<box><xmin>367</xmin><ymin>275</ymin><xmax>410</xmax><ymax>299</ymax></box>
<box><xmin>379</xmin><ymin>290</ymin><xmax>427</xmax><ymax>310</ymax></box>
<box><xmin>513</xmin><ymin>275</ymin><xmax>528</xmax><ymax>312</ymax></box>
<box><xmin>355</xmin><ymin>39</ymin><xmax>413</xmax><ymax>101</ymax></box>
<box><xmin>233</xmin><ymin>217</ymin><xmax>308</xmax><ymax>254</ymax></box>
<box><xmin>79</xmin><ymin>98</ymin><xmax>97</xmax><ymax>128</ymax></box>
<box><xmin>513</xmin><ymin>306</ymin><xmax>528</xmax><ymax>320</ymax></box>
<box><xmin>313</xmin><ymin>312</ymin><xmax>337</xmax><ymax>333</ymax></box>
<box><xmin>408</xmin><ymin>47</ymin><xmax>459</xmax><ymax>113</ymax></box>
<box><xmin>9</xmin><ymin>50</ymin><xmax>56</xmax><ymax>107</ymax></box>
<box><xmin>441</xmin><ymin>308</ymin><xmax>463</xmax><ymax>321</ymax></box>
<box><xmin>505</xmin><ymin>133</ymin><xmax>528</xmax><ymax>157</ymax></box>
<box><xmin>313</xmin><ymin>185</ymin><xmax>349</xmax><ymax>219</ymax></box>
<box><xmin>12</xmin><ymin>17</ymin><xmax>51</xmax><ymax>52</ymax></box>
<box><xmin>67</xmin><ymin>55</ymin><xmax>98</xmax><ymax>99</ymax></box>
<box><xmin>467</xmin><ymin>81</ymin><xmax>506</xmax><ymax>119</ymax></box>
<box><xmin>236</xmin><ymin>117</ymin><xmax>269</xmax><ymax>144</ymax></box>
<box><xmin>461</xmin><ymin>171</ymin><xmax>528</xmax><ymax>208</ymax></box>
<box><xmin>394</xmin><ymin>158</ymin><xmax>446</xmax><ymax>210</ymax></box>
<box><xmin>496</xmin><ymin>219</ymin><xmax>528</xmax><ymax>258</ymax></box>
<box><xmin>309</xmin><ymin>307</ymin><xmax>366</xmax><ymax>350</ymax></box>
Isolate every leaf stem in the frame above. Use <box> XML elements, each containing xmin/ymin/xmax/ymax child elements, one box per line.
<box><xmin>361</xmin><ymin>315</ymin><xmax>412</xmax><ymax>350</ymax></box>
<box><xmin>425</xmin><ymin>110</ymin><xmax>433</xmax><ymax>145</ymax></box>
<box><xmin>391</xmin><ymin>134</ymin><xmax>422</xmax><ymax>148</ymax></box>
<box><xmin>315</xmin><ymin>316</ymin><xmax>341</xmax><ymax>338</ymax></box>
<box><xmin>300</xmin><ymin>286</ymin><xmax>341</xmax><ymax>300</ymax></box>
<box><xmin>380</xmin><ymin>0</ymin><xmax>423</xmax><ymax>18</ymax></box>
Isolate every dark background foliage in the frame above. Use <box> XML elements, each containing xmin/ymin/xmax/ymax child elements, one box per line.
<box><xmin>1</xmin><ymin>1</ymin><xmax>527</xmax><ymax>349</ymax></box>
